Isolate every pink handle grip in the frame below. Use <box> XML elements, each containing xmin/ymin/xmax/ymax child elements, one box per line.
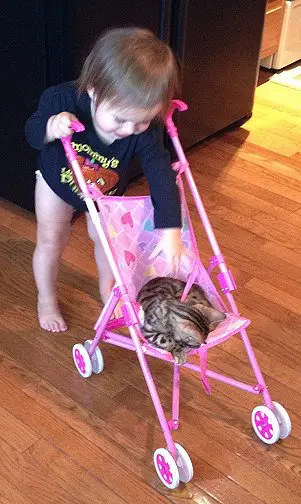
<box><xmin>60</xmin><ymin>119</ymin><xmax>90</xmax><ymax>197</ymax></box>
<box><xmin>70</xmin><ymin>120</ymin><xmax>85</xmax><ymax>133</ymax></box>
<box><xmin>61</xmin><ymin>120</ymin><xmax>85</xmax><ymax>162</ymax></box>
<box><xmin>165</xmin><ymin>99</ymin><xmax>188</xmax><ymax>137</ymax></box>
<box><xmin>166</xmin><ymin>100</ymin><xmax>188</xmax><ymax>120</ymax></box>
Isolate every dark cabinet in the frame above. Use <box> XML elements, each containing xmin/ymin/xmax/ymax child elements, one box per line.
<box><xmin>1</xmin><ymin>1</ymin><xmax>46</xmax><ymax>210</ymax></box>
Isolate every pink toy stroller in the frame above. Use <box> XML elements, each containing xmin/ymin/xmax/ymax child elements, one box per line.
<box><xmin>62</xmin><ymin>101</ymin><xmax>291</xmax><ymax>489</ymax></box>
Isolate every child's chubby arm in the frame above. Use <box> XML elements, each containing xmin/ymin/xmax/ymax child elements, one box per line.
<box><xmin>149</xmin><ymin>227</ymin><xmax>185</xmax><ymax>273</ymax></box>
<box><xmin>25</xmin><ymin>86</ymin><xmax>79</xmax><ymax>150</ymax></box>
<box><xmin>45</xmin><ymin>112</ymin><xmax>79</xmax><ymax>143</ymax></box>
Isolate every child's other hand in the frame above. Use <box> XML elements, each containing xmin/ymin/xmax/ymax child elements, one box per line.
<box><xmin>45</xmin><ymin>112</ymin><xmax>79</xmax><ymax>143</ymax></box>
<box><xmin>149</xmin><ymin>228</ymin><xmax>185</xmax><ymax>274</ymax></box>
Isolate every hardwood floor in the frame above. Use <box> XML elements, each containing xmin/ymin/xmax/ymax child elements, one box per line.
<box><xmin>1</xmin><ymin>79</ymin><xmax>301</xmax><ymax>503</ymax></box>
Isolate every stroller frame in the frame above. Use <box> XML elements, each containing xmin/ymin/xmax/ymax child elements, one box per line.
<box><xmin>62</xmin><ymin>101</ymin><xmax>291</xmax><ymax>489</ymax></box>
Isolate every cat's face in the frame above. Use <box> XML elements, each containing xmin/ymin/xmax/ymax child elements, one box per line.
<box><xmin>144</xmin><ymin>325</ymin><xmax>207</xmax><ymax>365</ymax></box>
<box><xmin>142</xmin><ymin>313</ymin><xmax>209</xmax><ymax>352</ymax></box>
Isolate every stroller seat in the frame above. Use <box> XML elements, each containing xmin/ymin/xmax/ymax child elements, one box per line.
<box><xmin>137</xmin><ymin>313</ymin><xmax>250</xmax><ymax>364</ymax></box>
<box><xmin>96</xmin><ymin>193</ymin><xmax>250</xmax><ymax>352</ymax></box>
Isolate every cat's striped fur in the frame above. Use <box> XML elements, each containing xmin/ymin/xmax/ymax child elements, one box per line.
<box><xmin>137</xmin><ymin>277</ymin><xmax>226</xmax><ymax>364</ymax></box>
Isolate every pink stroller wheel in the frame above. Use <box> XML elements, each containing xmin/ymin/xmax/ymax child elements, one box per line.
<box><xmin>84</xmin><ymin>339</ymin><xmax>104</xmax><ymax>374</ymax></box>
<box><xmin>272</xmin><ymin>402</ymin><xmax>291</xmax><ymax>439</ymax></box>
<box><xmin>251</xmin><ymin>405</ymin><xmax>280</xmax><ymax>445</ymax></box>
<box><xmin>153</xmin><ymin>448</ymin><xmax>179</xmax><ymax>489</ymax></box>
<box><xmin>175</xmin><ymin>443</ymin><xmax>194</xmax><ymax>483</ymax></box>
<box><xmin>72</xmin><ymin>343</ymin><xmax>92</xmax><ymax>378</ymax></box>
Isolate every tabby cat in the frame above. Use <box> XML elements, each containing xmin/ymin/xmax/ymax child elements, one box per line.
<box><xmin>137</xmin><ymin>277</ymin><xmax>226</xmax><ymax>364</ymax></box>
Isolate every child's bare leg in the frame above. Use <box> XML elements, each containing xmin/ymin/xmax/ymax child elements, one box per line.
<box><xmin>85</xmin><ymin>213</ymin><xmax>115</xmax><ymax>303</ymax></box>
<box><xmin>33</xmin><ymin>174</ymin><xmax>74</xmax><ymax>332</ymax></box>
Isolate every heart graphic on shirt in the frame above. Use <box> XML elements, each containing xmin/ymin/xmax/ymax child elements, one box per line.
<box><xmin>124</xmin><ymin>250</ymin><xmax>136</xmax><ymax>266</ymax></box>
<box><xmin>143</xmin><ymin>219</ymin><xmax>154</xmax><ymax>232</ymax></box>
<box><xmin>121</xmin><ymin>212</ymin><xmax>134</xmax><ymax>228</ymax></box>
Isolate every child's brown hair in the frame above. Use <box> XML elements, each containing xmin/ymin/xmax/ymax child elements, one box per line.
<box><xmin>77</xmin><ymin>27</ymin><xmax>179</xmax><ymax>118</ymax></box>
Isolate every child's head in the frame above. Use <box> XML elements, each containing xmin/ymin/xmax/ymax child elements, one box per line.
<box><xmin>77</xmin><ymin>27</ymin><xmax>179</xmax><ymax>138</ymax></box>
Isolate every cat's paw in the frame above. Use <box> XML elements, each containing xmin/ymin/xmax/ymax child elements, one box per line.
<box><xmin>137</xmin><ymin>304</ymin><xmax>145</xmax><ymax>326</ymax></box>
<box><xmin>173</xmin><ymin>353</ymin><xmax>188</xmax><ymax>365</ymax></box>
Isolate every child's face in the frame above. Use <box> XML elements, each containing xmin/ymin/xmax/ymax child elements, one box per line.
<box><xmin>91</xmin><ymin>97</ymin><xmax>162</xmax><ymax>140</ymax></box>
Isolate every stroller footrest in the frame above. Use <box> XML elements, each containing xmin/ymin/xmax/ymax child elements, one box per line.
<box><xmin>206</xmin><ymin>314</ymin><xmax>250</xmax><ymax>347</ymax></box>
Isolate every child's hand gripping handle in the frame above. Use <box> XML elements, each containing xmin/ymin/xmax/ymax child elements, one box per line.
<box><xmin>61</xmin><ymin>120</ymin><xmax>85</xmax><ymax>161</ymax></box>
<box><xmin>60</xmin><ymin>120</ymin><xmax>90</xmax><ymax>197</ymax></box>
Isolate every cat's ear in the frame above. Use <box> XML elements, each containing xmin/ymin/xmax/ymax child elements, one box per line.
<box><xmin>194</xmin><ymin>305</ymin><xmax>226</xmax><ymax>332</ymax></box>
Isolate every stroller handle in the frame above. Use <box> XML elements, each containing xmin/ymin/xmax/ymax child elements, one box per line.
<box><xmin>165</xmin><ymin>100</ymin><xmax>188</xmax><ymax>138</ymax></box>
<box><xmin>61</xmin><ymin>120</ymin><xmax>85</xmax><ymax>163</ymax></box>
<box><xmin>60</xmin><ymin>119</ymin><xmax>90</xmax><ymax>197</ymax></box>
<box><xmin>70</xmin><ymin>119</ymin><xmax>85</xmax><ymax>133</ymax></box>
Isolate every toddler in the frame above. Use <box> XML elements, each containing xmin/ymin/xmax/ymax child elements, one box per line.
<box><xmin>25</xmin><ymin>27</ymin><xmax>184</xmax><ymax>332</ymax></box>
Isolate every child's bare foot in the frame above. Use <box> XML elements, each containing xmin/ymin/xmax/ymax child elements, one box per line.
<box><xmin>38</xmin><ymin>297</ymin><xmax>67</xmax><ymax>332</ymax></box>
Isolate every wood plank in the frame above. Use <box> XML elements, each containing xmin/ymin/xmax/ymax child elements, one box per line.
<box><xmin>0</xmin><ymin>405</ymin><xmax>40</xmax><ymax>453</ymax></box>
<box><xmin>0</xmin><ymin>439</ymin><xmax>85</xmax><ymax>504</ymax></box>
<box><xmin>191</xmin><ymin>147</ymin><xmax>301</xmax><ymax>204</ymax></box>
<box><xmin>0</xmin><ymin>473</ymin><xmax>34</xmax><ymax>504</ymax></box>
<box><xmin>4</xmin><ymin>326</ymin><xmax>298</xmax><ymax>503</ymax></box>
<box><xmin>23</xmin><ymin>438</ymin><xmax>127</xmax><ymax>504</ymax></box>
<box><xmin>262</xmin><ymin>241</ymin><xmax>301</xmax><ymax>271</ymax></box>
<box><xmin>211</xmin><ymin>135</ymin><xmax>301</xmax><ymax>182</ymax></box>
<box><xmin>209</xmin><ymin>206</ymin><xmax>301</xmax><ymax>252</ymax></box>
<box><xmin>191</xmin><ymin>171</ymin><xmax>301</xmax><ymax>227</ymax></box>
<box><xmin>244</xmin><ymin>278</ymin><xmax>301</xmax><ymax>316</ymax></box>
<box><xmin>292</xmin><ymin>152</ymin><xmax>301</xmax><ymax>163</ymax></box>
<box><xmin>211</xmin><ymin>228</ymin><xmax>301</xmax><ymax>286</ymax></box>
<box><xmin>0</xmin><ymin>375</ymin><xmax>171</xmax><ymax>504</ymax></box>
<box><xmin>255</xmin><ymin>82</ymin><xmax>301</xmax><ymax>116</ymax></box>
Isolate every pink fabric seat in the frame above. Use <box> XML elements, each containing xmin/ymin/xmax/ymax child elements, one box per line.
<box><xmin>97</xmin><ymin>194</ymin><xmax>250</xmax><ymax>354</ymax></box>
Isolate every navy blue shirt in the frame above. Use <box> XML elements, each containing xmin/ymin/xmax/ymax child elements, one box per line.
<box><xmin>25</xmin><ymin>82</ymin><xmax>181</xmax><ymax>229</ymax></box>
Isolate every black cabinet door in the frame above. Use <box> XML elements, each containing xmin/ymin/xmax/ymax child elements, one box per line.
<box><xmin>50</xmin><ymin>0</ymin><xmax>169</xmax><ymax>83</ymax></box>
<box><xmin>171</xmin><ymin>0</ymin><xmax>266</xmax><ymax>148</ymax></box>
<box><xmin>1</xmin><ymin>1</ymin><xmax>46</xmax><ymax>210</ymax></box>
